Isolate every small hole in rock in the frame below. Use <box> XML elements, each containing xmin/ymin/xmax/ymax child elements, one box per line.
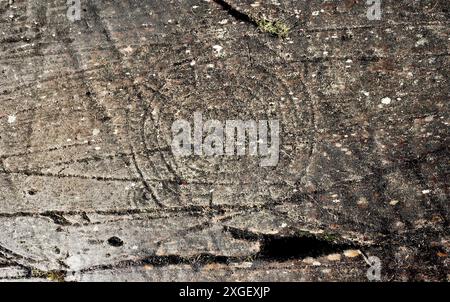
<box><xmin>107</xmin><ymin>236</ymin><xmax>124</xmax><ymax>247</ymax></box>
<box><xmin>27</xmin><ymin>189</ymin><xmax>37</xmax><ymax>196</ymax></box>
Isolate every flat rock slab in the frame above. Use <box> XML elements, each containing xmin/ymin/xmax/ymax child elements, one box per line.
<box><xmin>0</xmin><ymin>0</ymin><xmax>448</xmax><ymax>281</ymax></box>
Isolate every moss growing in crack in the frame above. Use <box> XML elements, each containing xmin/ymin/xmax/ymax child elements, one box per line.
<box><xmin>244</xmin><ymin>254</ymin><xmax>257</xmax><ymax>263</ymax></box>
<box><xmin>321</xmin><ymin>233</ymin><xmax>340</xmax><ymax>243</ymax></box>
<box><xmin>255</xmin><ymin>19</ymin><xmax>290</xmax><ymax>38</ymax></box>
<box><xmin>31</xmin><ymin>269</ymin><xmax>66</xmax><ymax>282</ymax></box>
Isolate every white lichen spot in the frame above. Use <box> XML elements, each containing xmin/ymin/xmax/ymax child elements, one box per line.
<box><xmin>357</xmin><ymin>197</ymin><xmax>368</xmax><ymax>205</ymax></box>
<box><xmin>381</xmin><ymin>97</ymin><xmax>392</xmax><ymax>105</ymax></box>
<box><xmin>121</xmin><ymin>45</ymin><xmax>133</xmax><ymax>55</ymax></box>
<box><xmin>389</xmin><ymin>200</ymin><xmax>399</xmax><ymax>206</ymax></box>
<box><xmin>92</xmin><ymin>128</ymin><xmax>100</xmax><ymax>136</ymax></box>
<box><xmin>415</xmin><ymin>38</ymin><xmax>428</xmax><ymax>47</ymax></box>
<box><xmin>7</xmin><ymin>115</ymin><xmax>16</xmax><ymax>124</ymax></box>
<box><xmin>213</xmin><ymin>45</ymin><xmax>224</xmax><ymax>57</ymax></box>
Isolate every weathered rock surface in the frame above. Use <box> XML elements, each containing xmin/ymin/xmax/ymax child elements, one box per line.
<box><xmin>0</xmin><ymin>0</ymin><xmax>448</xmax><ymax>281</ymax></box>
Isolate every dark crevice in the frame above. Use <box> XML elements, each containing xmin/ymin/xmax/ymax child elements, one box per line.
<box><xmin>226</xmin><ymin>226</ymin><xmax>356</xmax><ymax>261</ymax></box>
<box><xmin>40</xmin><ymin>212</ymin><xmax>72</xmax><ymax>226</ymax></box>
<box><xmin>81</xmin><ymin>212</ymin><xmax>91</xmax><ymax>223</ymax></box>
<box><xmin>0</xmin><ymin>203</ymin><xmax>283</xmax><ymax>222</ymax></box>
<box><xmin>78</xmin><ymin>227</ymin><xmax>359</xmax><ymax>274</ymax></box>
<box><xmin>260</xmin><ymin>236</ymin><xmax>350</xmax><ymax>260</ymax></box>
<box><xmin>212</xmin><ymin>0</ymin><xmax>257</xmax><ymax>26</ymax></box>
<box><xmin>79</xmin><ymin>254</ymin><xmax>244</xmax><ymax>274</ymax></box>
<box><xmin>144</xmin><ymin>255</ymin><xmax>232</xmax><ymax>270</ymax></box>
<box><xmin>107</xmin><ymin>236</ymin><xmax>124</xmax><ymax>247</ymax></box>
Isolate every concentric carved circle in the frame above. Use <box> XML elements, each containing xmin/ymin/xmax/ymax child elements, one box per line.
<box><xmin>129</xmin><ymin>45</ymin><xmax>314</xmax><ymax>207</ymax></box>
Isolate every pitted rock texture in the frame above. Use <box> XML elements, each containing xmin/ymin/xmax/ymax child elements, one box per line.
<box><xmin>0</xmin><ymin>0</ymin><xmax>448</xmax><ymax>281</ymax></box>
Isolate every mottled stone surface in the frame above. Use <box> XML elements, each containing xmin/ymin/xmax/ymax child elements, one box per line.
<box><xmin>0</xmin><ymin>0</ymin><xmax>448</xmax><ymax>281</ymax></box>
